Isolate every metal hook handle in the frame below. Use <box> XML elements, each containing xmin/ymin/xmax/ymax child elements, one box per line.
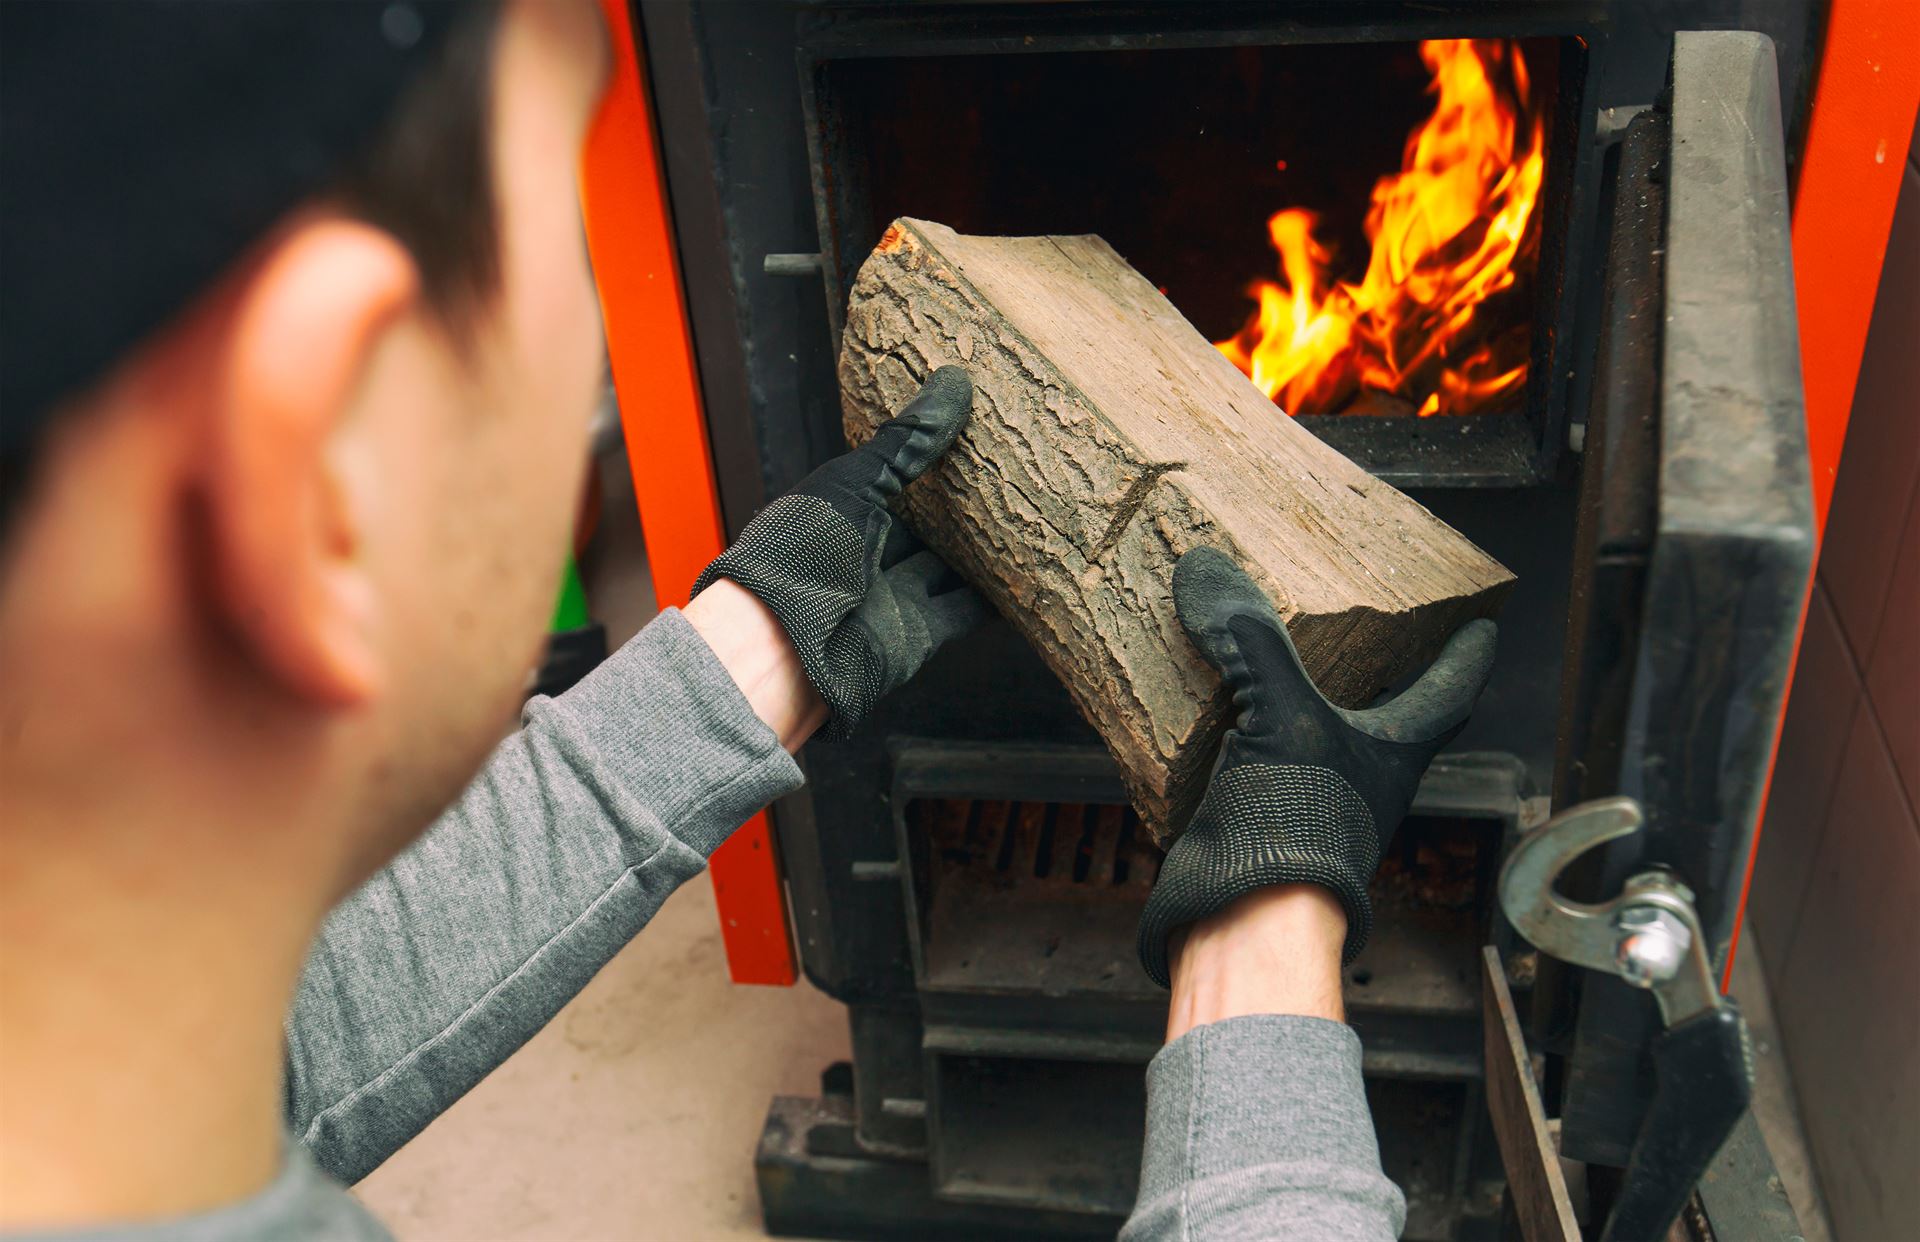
<box><xmin>1496</xmin><ymin>796</ymin><xmax>1754</xmax><ymax>1242</ymax></box>
<box><xmin>1498</xmin><ymin>796</ymin><xmax>1719</xmax><ymax>1024</ymax></box>
<box><xmin>1498</xmin><ymin>795</ymin><xmax>1645</xmax><ymax>976</ymax></box>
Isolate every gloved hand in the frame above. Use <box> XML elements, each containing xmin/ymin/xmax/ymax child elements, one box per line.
<box><xmin>1137</xmin><ymin>546</ymin><xmax>1497</xmax><ymax>986</ymax></box>
<box><xmin>692</xmin><ymin>366</ymin><xmax>988</xmax><ymax>737</ymax></box>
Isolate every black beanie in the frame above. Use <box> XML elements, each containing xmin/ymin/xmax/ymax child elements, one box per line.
<box><xmin>1</xmin><ymin>1</ymin><xmax>462</xmax><ymax>452</ymax></box>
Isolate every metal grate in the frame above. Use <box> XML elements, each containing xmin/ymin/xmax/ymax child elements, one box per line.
<box><xmin>915</xmin><ymin>798</ymin><xmax>1162</xmax><ymax>892</ymax></box>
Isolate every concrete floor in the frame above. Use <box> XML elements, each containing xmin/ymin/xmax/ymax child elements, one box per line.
<box><xmin>1728</xmin><ymin>926</ymin><xmax>1835</xmax><ymax>1242</ymax></box>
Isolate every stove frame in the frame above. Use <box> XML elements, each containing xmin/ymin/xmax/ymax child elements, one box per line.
<box><xmin>624</xmin><ymin>3</ymin><xmax>1826</xmax><ymax>1237</ymax></box>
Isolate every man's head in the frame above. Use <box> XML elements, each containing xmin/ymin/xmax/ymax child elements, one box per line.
<box><xmin>0</xmin><ymin>1</ymin><xmax>612</xmax><ymax>893</ymax></box>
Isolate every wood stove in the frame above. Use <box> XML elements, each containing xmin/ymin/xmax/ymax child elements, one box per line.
<box><xmin>628</xmin><ymin>2</ymin><xmax>1823</xmax><ymax>1237</ymax></box>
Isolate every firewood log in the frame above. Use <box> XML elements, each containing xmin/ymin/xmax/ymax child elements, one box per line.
<box><xmin>840</xmin><ymin>218</ymin><xmax>1514</xmax><ymax>841</ymax></box>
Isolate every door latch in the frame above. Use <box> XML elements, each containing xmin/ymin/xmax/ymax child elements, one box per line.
<box><xmin>1499</xmin><ymin>796</ymin><xmax>1753</xmax><ymax>1241</ymax></box>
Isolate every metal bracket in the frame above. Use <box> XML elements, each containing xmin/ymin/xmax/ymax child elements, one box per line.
<box><xmin>1500</xmin><ymin>796</ymin><xmax>1721</xmax><ymax>1026</ymax></box>
<box><xmin>1498</xmin><ymin>796</ymin><xmax>1754</xmax><ymax>1242</ymax></box>
<box><xmin>763</xmin><ymin>252</ymin><xmax>825</xmax><ymax>276</ymax></box>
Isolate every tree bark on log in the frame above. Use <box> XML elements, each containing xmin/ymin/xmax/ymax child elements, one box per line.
<box><xmin>840</xmin><ymin>218</ymin><xmax>1515</xmax><ymax>841</ymax></box>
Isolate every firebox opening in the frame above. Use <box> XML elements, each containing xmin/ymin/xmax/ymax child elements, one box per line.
<box><xmin>818</xmin><ymin>35</ymin><xmax>1572</xmax><ymax>473</ymax></box>
<box><xmin>910</xmin><ymin>796</ymin><xmax>1164</xmax><ymax>999</ymax></box>
<box><xmin>905</xmin><ymin>793</ymin><xmax>1504</xmax><ymax>1007</ymax></box>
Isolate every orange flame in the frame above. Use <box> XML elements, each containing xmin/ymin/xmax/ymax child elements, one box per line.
<box><xmin>1216</xmin><ymin>39</ymin><xmax>1546</xmax><ymax>417</ymax></box>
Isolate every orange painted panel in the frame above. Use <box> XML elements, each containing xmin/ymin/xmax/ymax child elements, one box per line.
<box><xmin>581</xmin><ymin>0</ymin><xmax>796</xmax><ymax>986</ymax></box>
<box><xmin>1727</xmin><ymin>0</ymin><xmax>1919</xmax><ymax>989</ymax></box>
<box><xmin>1791</xmin><ymin>0</ymin><xmax>1920</xmax><ymax>529</ymax></box>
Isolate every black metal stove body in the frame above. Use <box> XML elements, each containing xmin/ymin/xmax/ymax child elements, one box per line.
<box><xmin>632</xmin><ymin>3</ymin><xmax>1820</xmax><ymax>1237</ymax></box>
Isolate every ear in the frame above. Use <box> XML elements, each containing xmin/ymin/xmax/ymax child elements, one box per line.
<box><xmin>202</xmin><ymin>217</ymin><xmax>419</xmax><ymax>708</ymax></box>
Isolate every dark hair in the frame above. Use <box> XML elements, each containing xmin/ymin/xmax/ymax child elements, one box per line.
<box><xmin>338</xmin><ymin>0</ymin><xmax>504</xmax><ymax>327</ymax></box>
<box><xmin>0</xmin><ymin>2</ymin><xmax>504</xmax><ymax>541</ymax></box>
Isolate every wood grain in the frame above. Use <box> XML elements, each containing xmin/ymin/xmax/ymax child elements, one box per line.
<box><xmin>840</xmin><ymin>218</ymin><xmax>1514</xmax><ymax>839</ymax></box>
<box><xmin>1481</xmin><ymin>947</ymin><xmax>1581</xmax><ymax>1242</ymax></box>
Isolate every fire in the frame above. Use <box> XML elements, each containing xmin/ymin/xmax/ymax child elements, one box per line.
<box><xmin>1216</xmin><ymin>39</ymin><xmax>1546</xmax><ymax>417</ymax></box>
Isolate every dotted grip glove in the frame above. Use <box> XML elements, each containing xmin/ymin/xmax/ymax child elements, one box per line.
<box><xmin>692</xmin><ymin>366</ymin><xmax>988</xmax><ymax>738</ymax></box>
<box><xmin>1137</xmin><ymin>547</ymin><xmax>1497</xmax><ymax>987</ymax></box>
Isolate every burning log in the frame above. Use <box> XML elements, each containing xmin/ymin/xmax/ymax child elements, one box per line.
<box><xmin>1215</xmin><ymin>38</ymin><xmax>1545</xmax><ymax>418</ymax></box>
<box><xmin>840</xmin><ymin>218</ymin><xmax>1514</xmax><ymax>841</ymax></box>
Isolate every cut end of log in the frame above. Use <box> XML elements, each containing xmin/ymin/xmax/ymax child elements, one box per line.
<box><xmin>840</xmin><ymin>218</ymin><xmax>1514</xmax><ymax>841</ymax></box>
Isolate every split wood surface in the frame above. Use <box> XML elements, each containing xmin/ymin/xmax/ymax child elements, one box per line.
<box><xmin>840</xmin><ymin>218</ymin><xmax>1514</xmax><ymax>841</ymax></box>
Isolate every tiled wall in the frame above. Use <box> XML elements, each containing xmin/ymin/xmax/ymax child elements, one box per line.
<box><xmin>1748</xmin><ymin>119</ymin><xmax>1920</xmax><ymax>1240</ymax></box>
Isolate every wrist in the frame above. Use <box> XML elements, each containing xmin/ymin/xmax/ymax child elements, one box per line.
<box><xmin>1165</xmin><ymin>884</ymin><xmax>1348</xmax><ymax>1041</ymax></box>
<box><xmin>683</xmin><ymin>578</ymin><xmax>828</xmax><ymax>752</ymax></box>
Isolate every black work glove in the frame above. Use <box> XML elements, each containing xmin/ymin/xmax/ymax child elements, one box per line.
<box><xmin>1137</xmin><ymin>547</ymin><xmax>1497</xmax><ymax>986</ymax></box>
<box><xmin>692</xmin><ymin>366</ymin><xmax>988</xmax><ymax>737</ymax></box>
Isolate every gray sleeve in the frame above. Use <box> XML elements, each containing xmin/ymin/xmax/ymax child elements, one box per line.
<box><xmin>284</xmin><ymin>608</ymin><xmax>804</xmax><ymax>1184</ymax></box>
<box><xmin>1121</xmin><ymin>1014</ymin><xmax>1407</xmax><ymax>1242</ymax></box>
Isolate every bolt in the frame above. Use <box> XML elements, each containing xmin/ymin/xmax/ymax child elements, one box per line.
<box><xmin>1613</xmin><ymin>905</ymin><xmax>1691</xmax><ymax>986</ymax></box>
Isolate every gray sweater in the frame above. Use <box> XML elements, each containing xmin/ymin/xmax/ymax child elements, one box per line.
<box><xmin>33</xmin><ymin>610</ymin><xmax>1405</xmax><ymax>1240</ymax></box>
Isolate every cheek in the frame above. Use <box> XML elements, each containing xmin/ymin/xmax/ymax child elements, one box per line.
<box><xmin>501</xmin><ymin>213</ymin><xmax>603</xmax><ymax>521</ymax></box>
<box><xmin>515</xmin><ymin>234</ymin><xmax>602</xmax><ymax>420</ymax></box>
<box><xmin>506</xmin><ymin>241</ymin><xmax>600</xmax><ymax>600</ymax></box>
<box><xmin>465</xmin><ymin>219</ymin><xmax>602</xmax><ymax>666</ymax></box>
<box><xmin>475</xmin><ymin>15</ymin><xmax>611</xmax><ymax>643</ymax></box>
<box><xmin>499</xmin><ymin>91</ymin><xmax>605</xmax><ymax>434</ymax></box>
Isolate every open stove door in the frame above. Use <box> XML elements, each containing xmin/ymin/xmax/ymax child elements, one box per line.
<box><xmin>1544</xmin><ymin>26</ymin><xmax>1814</xmax><ymax>1219</ymax></box>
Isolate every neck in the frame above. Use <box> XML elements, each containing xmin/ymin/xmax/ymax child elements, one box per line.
<box><xmin>0</xmin><ymin>384</ymin><xmax>364</xmax><ymax>1227</ymax></box>
<box><xmin>0</xmin><ymin>789</ymin><xmax>332</xmax><ymax>1229</ymax></box>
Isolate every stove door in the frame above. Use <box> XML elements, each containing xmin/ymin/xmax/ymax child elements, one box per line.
<box><xmin>1550</xmin><ymin>29</ymin><xmax>1815</xmax><ymax>1174</ymax></box>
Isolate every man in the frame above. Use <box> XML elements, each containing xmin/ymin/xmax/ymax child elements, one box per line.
<box><xmin>0</xmin><ymin>3</ymin><xmax>1493</xmax><ymax>1239</ymax></box>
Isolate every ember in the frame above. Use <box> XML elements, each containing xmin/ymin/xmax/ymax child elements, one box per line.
<box><xmin>1216</xmin><ymin>39</ymin><xmax>1546</xmax><ymax>418</ymax></box>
